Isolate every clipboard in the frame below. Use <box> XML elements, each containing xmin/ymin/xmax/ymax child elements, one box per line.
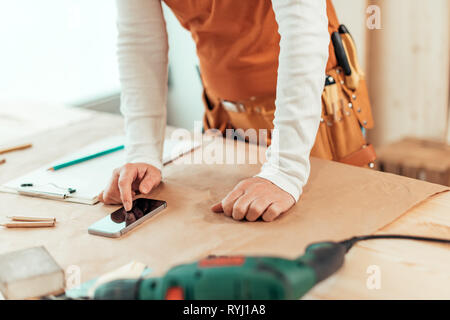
<box><xmin>17</xmin><ymin>183</ymin><xmax>76</xmax><ymax>201</ymax></box>
<box><xmin>0</xmin><ymin>136</ymin><xmax>200</xmax><ymax>204</ymax></box>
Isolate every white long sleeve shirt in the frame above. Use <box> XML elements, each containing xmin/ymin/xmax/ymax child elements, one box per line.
<box><xmin>116</xmin><ymin>0</ymin><xmax>329</xmax><ymax>201</ymax></box>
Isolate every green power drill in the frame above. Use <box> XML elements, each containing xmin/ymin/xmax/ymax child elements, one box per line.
<box><xmin>93</xmin><ymin>234</ymin><xmax>450</xmax><ymax>300</ymax></box>
<box><xmin>94</xmin><ymin>241</ymin><xmax>346</xmax><ymax>300</ymax></box>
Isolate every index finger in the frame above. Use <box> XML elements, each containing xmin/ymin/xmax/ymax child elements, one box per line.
<box><xmin>118</xmin><ymin>167</ymin><xmax>137</xmax><ymax>211</ymax></box>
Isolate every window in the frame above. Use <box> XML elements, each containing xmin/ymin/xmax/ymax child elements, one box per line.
<box><xmin>0</xmin><ymin>1</ymin><xmax>119</xmax><ymax>106</ymax></box>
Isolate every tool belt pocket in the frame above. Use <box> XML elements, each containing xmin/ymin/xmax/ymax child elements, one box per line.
<box><xmin>202</xmin><ymin>90</ymin><xmax>276</xmax><ymax>143</ymax></box>
<box><xmin>202</xmin><ymin>90</ymin><xmax>275</xmax><ymax>137</ymax></box>
<box><xmin>202</xmin><ymin>89</ymin><xmax>230</xmax><ymax>134</ymax></box>
<box><xmin>311</xmin><ymin>25</ymin><xmax>376</xmax><ymax>167</ymax></box>
<box><xmin>311</xmin><ymin>69</ymin><xmax>376</xmax><ymax>167</ymax></box>
<box><xmin>224</xmin><ymin>103</ymin><xmax>275</xmax><ymax>133</ymax></box>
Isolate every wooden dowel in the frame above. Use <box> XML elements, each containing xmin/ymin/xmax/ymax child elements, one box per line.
<box><xmin>7</xmin><ymin>216</ymin><xmax>56</xmax><ymax>222</ymax></box>
<box><xmin>0</xmin><ymin>143</ymin><xmax>32</xmax><ymax>155</ymax></box>
<box><xmin>1</xmin><ymin>221</ymin><xmax>55</xmax><ymax>228</ymax></box>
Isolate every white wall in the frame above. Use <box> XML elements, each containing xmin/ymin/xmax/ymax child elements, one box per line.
<box><xmin>163</xmin><ymin>4</ymin><xmax>204</xmax><ymax>130</ymax></box>
<box><xmin>0</xmin><ymin>1</ymin><xmax>119</xmax><ymax>105</ymax></box>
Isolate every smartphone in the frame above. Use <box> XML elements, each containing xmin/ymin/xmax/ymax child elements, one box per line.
<box><xmin>88</xmin><ymin>198</ymin><xmax>167</xmax><ymax>238</ymax></box>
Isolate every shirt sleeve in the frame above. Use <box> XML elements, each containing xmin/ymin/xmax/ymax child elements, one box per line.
<box><xmin>115</xmin><ymin>0</ymin><xmax>169</xmax><ymax>171</ymax></box>
<box><xmin>256</xmin><ymin>0</ymin><xmax>330</xmax><ymax>201</ymax></box>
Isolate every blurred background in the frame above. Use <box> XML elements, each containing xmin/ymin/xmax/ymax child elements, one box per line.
<box><xmin>1</xmin><ymin>0</ymin><xmax>449</xmax><ymax>183</ymax></box>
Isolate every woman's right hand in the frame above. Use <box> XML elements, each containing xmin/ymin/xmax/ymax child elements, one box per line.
<box><xmin>98</xmin><ymin>163</ymin><xmax>162</xmax><ymax>211</ymax></box>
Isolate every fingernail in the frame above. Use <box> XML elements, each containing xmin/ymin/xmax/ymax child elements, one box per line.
<box><xmin>142</xmin><ymin>185</ymin><xmax>149</xmax><ymax>193</ymax></box>
<box><xmin>125</xmin><ymin>201</ymin><xmax>131</xmax><ymax>210</ymax></box>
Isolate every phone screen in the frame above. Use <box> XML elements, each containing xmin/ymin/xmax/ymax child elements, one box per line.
<box><xmin>88</xmin><ymin>198</ymin><xmax>166</xmax><ymax>236</ymax></box>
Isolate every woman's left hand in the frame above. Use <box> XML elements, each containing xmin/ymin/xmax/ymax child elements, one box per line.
<box><xmin>211</xmin><ymin>177</ymin><xmax>295</xmax><ymax>222</ymax></box>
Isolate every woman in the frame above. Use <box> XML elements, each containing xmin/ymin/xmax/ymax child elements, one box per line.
<box><xmin>99</xmin><ymin>0</ymin><xmax>333</xmax><ymax>222</ymax></box>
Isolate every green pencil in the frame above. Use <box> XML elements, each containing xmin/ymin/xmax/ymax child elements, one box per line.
<box><xmin>48</xmin><ymin>145</ymin><xmax>124</xmax><ymax>171</ymax></box>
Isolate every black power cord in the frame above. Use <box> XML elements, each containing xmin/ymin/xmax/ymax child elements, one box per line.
<box><xmin>340</xmin><ymin>234</ymin><xmax>450</xmax><ymax>252</ymax></box>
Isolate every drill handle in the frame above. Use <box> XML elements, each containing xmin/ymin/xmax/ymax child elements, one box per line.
<box><xmin>300</xmin><ymin>242</ymin><xmax>347</xmax><ymax>282</ymax></box>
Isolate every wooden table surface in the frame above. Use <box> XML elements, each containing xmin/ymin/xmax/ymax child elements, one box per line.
<box><xmin>0</xmin><ymin>109</ymin><xmax>449</xmax><ymax>300</ymax></box>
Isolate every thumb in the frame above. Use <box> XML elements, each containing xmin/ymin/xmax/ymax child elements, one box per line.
<box><xmin>210</xmin><ymin>202</ymin><xmax>223</xmax><ymax>213</ymax></box>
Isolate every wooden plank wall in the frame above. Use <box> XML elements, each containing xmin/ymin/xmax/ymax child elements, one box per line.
<box><xmin>333</xmin><ymin>0</ymin><xmax>450</xmax><ymax>147</ymax></box>
<box><xmin>448</xmin><ymin>1</ymin><xmax>450</xmax><ymax>144</ymax></box>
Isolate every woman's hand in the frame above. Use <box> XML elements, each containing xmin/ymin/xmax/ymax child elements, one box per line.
<box><xmin>211</xmin><ymin>177</ymin><xmax>295</xmax><ymax>222</ymax></box>
<box><xmin>98</xmin><ymin>163</ymin><xmax>161</xmax><ymax>211</ymax></box>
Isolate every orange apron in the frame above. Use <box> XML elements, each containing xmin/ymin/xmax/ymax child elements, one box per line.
<box><xmin>164</xmin><ymin>0</ymin><xmax>338</xmax><ymax>101</ymax></box>
<box><xmin>163</xmin><ymin>0</ymin><xmax>376</xmax><ymax>166</ymax></box>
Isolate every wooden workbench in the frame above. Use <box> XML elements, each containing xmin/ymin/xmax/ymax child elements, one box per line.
<box><xmin>0</xmin><ymin>109</ymin><xmax>449</xmax><ymax>300</ymax></box>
